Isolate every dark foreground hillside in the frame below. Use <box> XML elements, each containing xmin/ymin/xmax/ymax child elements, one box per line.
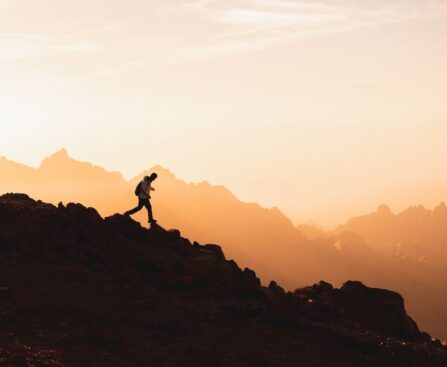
<box><xmin>0</xmin><ymin>194</ymin><xmax>445</xmax><ymax>367</ymax></box>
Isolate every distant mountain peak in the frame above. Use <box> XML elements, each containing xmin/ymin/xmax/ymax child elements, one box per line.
<box><xmin>150</xmin><ymin>165</ymin><xmax>176</xmax><ymax>179</ymax></box>
<box><xmin>434</xmin><ymin>202</ymin><xmax>447</xmax><ymax>216</ymax></box>
<box><xmin>376</xmin><ymin>204</ymin><xmax>393</xmax><ymax>215</ymax></box>
<box><xmin>39</xmin><ymin>148</ymin><xmax>71</xmax><ymax>168</ymax></box>
<box><xmin>50</xmin><ymin>148</ymin><xmax>69</xmax><ymax>159</ymax></box>
<box><xmin>131</xmin><ymin>165</ymin><xmax>177</xmax><ymax>183</ymax></box>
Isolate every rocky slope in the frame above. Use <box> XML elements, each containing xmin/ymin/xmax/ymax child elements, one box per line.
<box><xmin>2</xmin><ymin>151</ymin><xmax>447</xmax><ymax>341</ymax></box>
<box><xmin>0</xmin><ymin>194</ymin><xmax>445</xmax><ymax>367</ymax></box>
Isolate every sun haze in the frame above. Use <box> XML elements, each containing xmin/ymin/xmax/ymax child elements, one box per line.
<box><xmin>1</xmin><ymin>0</ymin><xmax>447</xmax><ymax>226</ymax></box>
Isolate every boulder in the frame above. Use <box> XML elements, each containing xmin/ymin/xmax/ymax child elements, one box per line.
<box><xmin>269</xmin><ymin>281</ymin><xmax>286</xmax><ymax>297</ymax></box>
<box><xmin>204</xmin><ymin>244</ymin><xmax>226</xmax><ymax>261</ymax></box>
<box><xmin>334</xmin><ymin>281</ymin><xmax>422</xmax><ymax>341</ymax></box>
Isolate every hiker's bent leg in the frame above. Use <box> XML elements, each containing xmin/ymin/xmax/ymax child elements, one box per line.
<box><xmin>125</xmin><ymin>199</ymin><xmax>144</xmax><ymax>215</ymax></box>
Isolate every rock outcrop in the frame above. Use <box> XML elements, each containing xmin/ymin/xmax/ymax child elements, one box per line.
<box><xmin>294</xmin><ymin>280</ymin><xmax>426</xmax><ymax>342</ymax></box>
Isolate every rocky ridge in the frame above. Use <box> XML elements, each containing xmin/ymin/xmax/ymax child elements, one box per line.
<box><xmin>0</xmin><ymin>193</ymin><xmax>445</xmax><ymax>367</ymax></box>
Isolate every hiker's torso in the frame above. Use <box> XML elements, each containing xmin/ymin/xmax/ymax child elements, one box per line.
<box><xmin>138</xmin><ymin>180</ymin><xmax>152</xmax><ymax>199</ymax></box>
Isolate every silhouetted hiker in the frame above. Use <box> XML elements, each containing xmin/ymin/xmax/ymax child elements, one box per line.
<box><xmin>125</xmin><ymin>173</ymin><xmax>158</xmax><ymax>224</ymax></box>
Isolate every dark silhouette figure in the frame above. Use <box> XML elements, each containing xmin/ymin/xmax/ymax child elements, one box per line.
<box><xmin>125</xmin><ymin>173</ymin><xmax>158</xmax><ymax>224</ymax></box>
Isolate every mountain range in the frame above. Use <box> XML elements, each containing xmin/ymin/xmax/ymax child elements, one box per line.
<box><xmin>1</xmin><ymin>149</ymin><xmax>447</xmax><ymax>341</ymax></box>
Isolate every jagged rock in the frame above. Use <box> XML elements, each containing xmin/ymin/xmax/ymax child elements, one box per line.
<box><xmin>294</xmin><ymin>281</ymin><xmax>334</xmax><ymax>303</ymax></box>
<box><xmin>269</xmin><ymin>281</ymin><xmax>286</xmax><ymax>296</ymax></box>
<box><xmin>261</xmin><ymin>281</ymin><xmax>288</xmax><ymax>307</ymax></box>
<box><xmin>167</xmin><ymin>229</ymin><xmax>181</xmax><ymax>239</ymax></box>
<box><xmin>65</xmin><ymin>203</ymin><xmax>102</xmax><ymax>224</ymax></box>
<box><xmin>203</xmin><ymin>244</ymin><xmax>226</xmax><ymax>261</ymax></box>
<box><xmin>294</xmin><ymin>280</ymin><xmax>425</xmax><ymax>342</ymax></box>
<box><xmin>335</xmin><ymin>281</ymin><xmax>424</xmax><ymax>341</ymax></box>
<box><xmin>316</xmin><ymin>280</ymin><xmax>334</xmax><ymax>293</ymax></box>
<box><xmin>234</xmin><ymin>268</ymin><xmax>262</xmax><ymax>297</ymax></box>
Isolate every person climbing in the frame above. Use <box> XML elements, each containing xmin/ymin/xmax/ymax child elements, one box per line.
<box><xmin>125</xmin><ymin>173</ymin><xmax>158</xmax><ymax>224</ymax></box>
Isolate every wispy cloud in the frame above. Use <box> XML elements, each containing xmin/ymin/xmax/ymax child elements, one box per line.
<box><xmin>0</xmin><ymin>33</ymin><xmax>102</xmax><ymax>62</ymax></box>
<box><xmin>53</xmin><ymin>43</ymin><xmax>102</xmax><ymax>52</ymax></box>
<box><xmin>178</xmin><ymin>0</ymin><xmax>218</xmax><ymax>9</ymax></box>
<box><xmin>158</xmin><ymin>0</ymin><xmax>447</xmax><ymax>59</ymax></box>
<box><xmin>1</xmin><ymin>0</ymin><xmax>447</xmax><ymax>67</ymax></box>
<box><xmin>0</xmin><ymin>33</ymin><xmax>44</xmax><ymax>62</ymax></box>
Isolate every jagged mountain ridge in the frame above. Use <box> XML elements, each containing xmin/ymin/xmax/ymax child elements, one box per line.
<box><xmin>336</xmin><ymin>203</ymin><xmax>447</xmax><ymax>264</ymax></box>
<box><xmin>0</xmin><ymin>193</ymin><xmax>445</xmax><ymax>367</ymax></box>
<box><xmin>0</xmin><ymin>150</ymin><xmax>322</xmax><ymax>286</ymax></box>
<box><xmin>2</xmin><ymin>150</ymin><xmax>447</xmax><ymax>341</ymax></box>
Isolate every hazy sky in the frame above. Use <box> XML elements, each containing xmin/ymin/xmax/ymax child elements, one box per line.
<box><xmin>1</xmin><ymin>0</ymin><xmax>447</xmax><ymax>226</ymax></box>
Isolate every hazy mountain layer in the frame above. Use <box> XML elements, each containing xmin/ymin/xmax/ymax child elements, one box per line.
<box><xmin>1</xmin><ymin>150</ymin><xmax>447</xmax><ymax>341</ymax></box>
<box><xmin>336</xmin><ymin>203</ymin><xmax>447</xmax><ymax>264</ymax></box>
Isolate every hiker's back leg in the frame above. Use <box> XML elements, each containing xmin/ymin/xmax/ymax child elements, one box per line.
<box><xmin>125</xmin><ymin>199</ymin><xmax>144</xmax><ymax>215</ymax></box>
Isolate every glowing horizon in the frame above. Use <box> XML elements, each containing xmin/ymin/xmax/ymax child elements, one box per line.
<box><xmin>1</xmin><ymin>0</ymin><xmax>447</xmax><ymax>226</ymax></box>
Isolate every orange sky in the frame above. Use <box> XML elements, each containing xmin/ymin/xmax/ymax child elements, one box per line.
<box><xmin>1</xmin><ymin>0</ymin><xmax>447</xmax><ymax>226</ymax></box>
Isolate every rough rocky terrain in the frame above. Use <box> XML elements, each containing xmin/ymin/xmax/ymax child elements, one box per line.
<box><xmin>0</xmin><ymin>194</ymin><xmax>445</xmax><ymax>366</ymax></box>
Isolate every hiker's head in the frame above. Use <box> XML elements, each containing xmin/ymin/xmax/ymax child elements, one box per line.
<box><xmin>145</xmin><ymin>173</ymin><xmax>158</xmax><ymax>182</ymax></box>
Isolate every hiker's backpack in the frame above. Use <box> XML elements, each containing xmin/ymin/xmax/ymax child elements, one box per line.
<box><xmin>135</xmin><ymin>181</ymin><xmax>142</xmax><ymax>196</ymax></box>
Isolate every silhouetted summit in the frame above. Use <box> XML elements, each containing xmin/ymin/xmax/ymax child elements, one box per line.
<box><xmin>0</xmin><ymin>194</ymin><xmax>445</xmax><ymax>366</ymax></box>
